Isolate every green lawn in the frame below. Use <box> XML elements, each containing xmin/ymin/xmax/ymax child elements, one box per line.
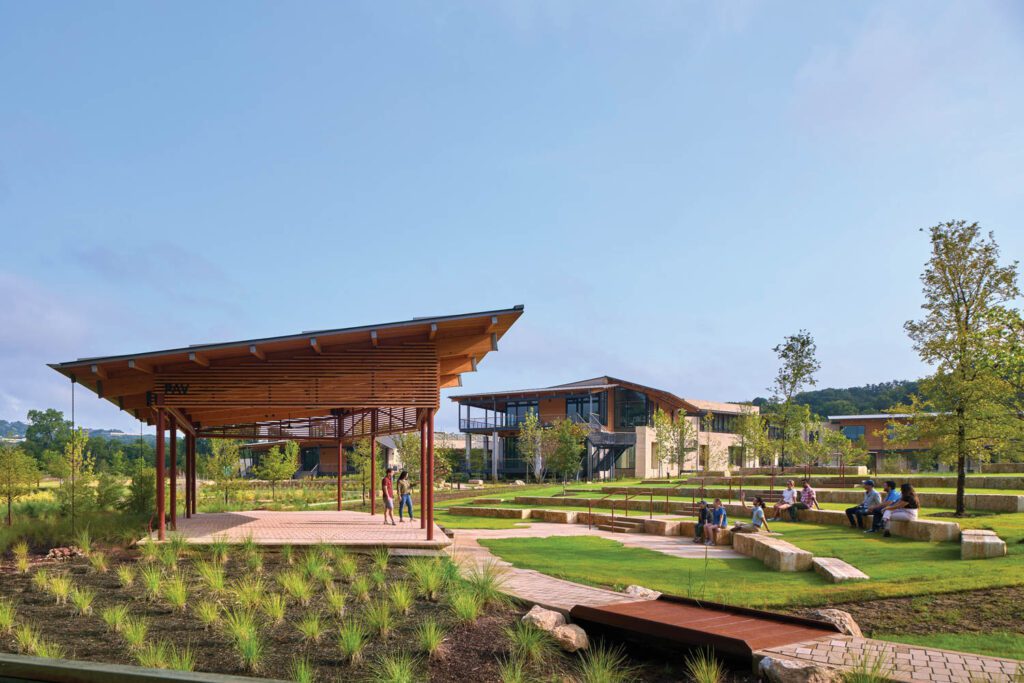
<box><xmin>873</xmin><ymin>631</ymin><xmax>1024</xmax><ymax>660</ymax></box>
<box><xmin>481</xmin><ymin>512</ymin><xmax>1024</xmax><ymax>607</ymax></box>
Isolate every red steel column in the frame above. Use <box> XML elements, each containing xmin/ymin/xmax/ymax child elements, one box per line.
<box><xmin>155</xmin><ymin>410</ymin><xmax>166</xmax><ymax>541</ymax></box>
<box><xmin>427</xmin><ymin>409</ymin><xmax>435</xmax><ymax>541</ymax></box>
<box><xmin>370</xmin><ymin>412</ymin><xmax>377</xmax><ymax>516</ymax></box>
<box><xmin>337</xmin><ymin>439</ymin><xmax>344</xmax><ymax>512</ymax></box>
<box><xmin>419</xmin><ymin>413</ymin><xmax>426</xmax><ymax>530</ymax></box>
<box><xmin>183</xmin><ymin>433</ymin><xmax>190</xmax><ymax>519</ymax></box>
<box><xmin>169</xmin><ymin>415</ymin><xmax>177</xmax><ymax>529</ymax></box>
<box><xmin>189</xmin><ymin>435</ymin><xmax>197</xmax><ymax>515</ymax></box>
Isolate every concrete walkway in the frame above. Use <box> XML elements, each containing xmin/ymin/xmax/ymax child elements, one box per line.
<box><xmin>452</xmin><ymin>522</ymin><xmax>1023</xmax><ymax>681</ymax></box>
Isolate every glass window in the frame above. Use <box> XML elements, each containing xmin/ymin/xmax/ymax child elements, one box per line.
<box><xmin>566</xmin><ymin>392</ymin><xmax>607</xmax><ymax>424</ymax></box>
<box><xmin>616</xmin><ymin>446</ymin><xmax>636</xmax><ymax>469</ymax></box>
<box><xmin>842</xmin><ymin>425</ymin><xmax>866</xmax><ymax>442</ymax></box>
<box><xmin>615</xmin><ymin>388</ymin><xmax>651</xmax><ymax>428</ymax></box>
<box><xmin>728</xmin><ymin>446</ymin><xmax>746</xmax><ymax>467</ymax></box>
<box><xmin>709</xmin><ymin>413</ymin><xmax>737</xmax><ymax>433</ymax></box>
<box><xmin>502</xmin><ymin>437</ymin><xmax>525</xmax><ymax>470</ymax></box>
<box><xmin>506</xmin><ymin>401</ymin><xmax>538</xmax><ymax>427</ymax></box>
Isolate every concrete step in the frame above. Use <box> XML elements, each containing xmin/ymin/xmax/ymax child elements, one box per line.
<box><xmin>811</xmin><ymin>557</ymin><xmax>869</xmax><ymax>583</ymax></box>
<box><xmin>596</xmin><ymin>523</ymin><xmax>645</xmax><ymax>534</ymax></box>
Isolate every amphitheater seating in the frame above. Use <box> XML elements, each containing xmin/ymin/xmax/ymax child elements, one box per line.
<box><xmin>887</xmin><ymin>518</ymin><xmax>960</xmax><ymax>542</ymax></box>
<box><xmin>732</xmin><ymin>532</ymin><xmax>812</xmax><ymax>572</ymax></box>
<box><xmin>960</xmin><ymin>529</ymin><xmax>1007</xmax><ymax>560</ymax></box>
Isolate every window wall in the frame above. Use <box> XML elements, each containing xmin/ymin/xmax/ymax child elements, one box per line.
<box><xmin>841</xmin><ymin>425</ymin><xmax>866</xmax><ymax>442</ymax></box>
<box><xmin>614</xmin><ymin>388</ymin><xmax>651</xmax><ymax>428</ymax></box>
<box><xmin>505</xmin><ymin>400</ymin><xmax>538</xmax><ymax>427</ymax></box>
<box><xmin>566</xmin><ymin>392</ymin><xmax>607</xmax><ymax>423</ymax></box>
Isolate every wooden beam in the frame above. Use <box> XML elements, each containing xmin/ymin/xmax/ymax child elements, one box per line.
<box><xmin>471</xmin><ymin>356</ymin><xmax>478</xmax><ymax>372</ymax></box>
<box><xmin>128</xmin><ymin>359</ymin><xmax>153</xmax><ymax>374</ymax></box>
<box><xmin>490</xmin><ymin>332</ymin><xmax>498</xmax><ymax>351</ymax></box>
<box><xmin>485</xmin><ymin>315</ymin><xmax>499</xmax><ymax>333</ymax></box>
<box><xmin>370</xmin><ymin>330</ymin><xmax>379</xmax><ymax>347</ymax></box>
<box><xmin>428</xmin><ymin>323</ymin><xmax>438</xmax><ymax>340</ymax></box>
<box><xmin>165</xmin><ymin>407</ymin><xmax>197</xmax><ymax>437</ymax></box>
<box><xmin>249</xmin><ymin>345</ymin><xmax>265</xmax><ymax>361</ymax></box>
<box><xmin>188</xmin><ymin>352</ymin><xmax>209</xmax><ymax>367</ymax></box>
<box><xmin>90</xmin><ymin>364</ymin><xmax>107</xmax><ymax>380</ymax></box>
<box><xmin>310</xmin><ymin>337</ymin><xmax>321</xmax><ymax>354</ymax></box>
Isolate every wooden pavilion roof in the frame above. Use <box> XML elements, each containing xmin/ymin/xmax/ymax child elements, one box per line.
<box><xmin>49</xmin><ymin>306</ymin><xmax>523</xmax><ymax>440</ymax></box>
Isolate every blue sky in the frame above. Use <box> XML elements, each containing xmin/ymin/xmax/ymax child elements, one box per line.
<box><xmin>1</xmin><ymin>1</ymin><xmax>1022</xmax><ymax>433</ymax></box>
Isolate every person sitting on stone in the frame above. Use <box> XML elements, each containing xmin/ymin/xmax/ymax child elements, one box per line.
<box><xmin>789</xmin><ymin>479</ymin><xmax>821</xmax><ymax>522</ymax></box>
<box><xmin>733</xmin><ymin>495</ymin><xmax>771</xmax><ymax>534</ymax></box>
<box><xmin>704</xmin><ymin>498</ymin><xmax>728</xmax><ymax>545</ymax></box>
<box><xmin>866</xmin><ymin>480</ymin><xmax>901</xmax><ymax>533</ymax></box>
<box><xmin>693</xmin><ymin>500</ymin><xmax>710</xmax><ymax>543</ymax></box>
<box><xmin>770</xmin><ymin>480</ymin><xmax>797</xmax><ymax>521</ymax></box>
<box><xmin>883</xmin><ymin>483</ymin><xmax>920</xmax><ymax>537</ymax></box>
<box><xmin>845</xmin><ymin>479</ymin><xmax>881</xmax><ymax>530</ymax></box>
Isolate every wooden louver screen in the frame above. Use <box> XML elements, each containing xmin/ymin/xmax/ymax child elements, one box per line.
<box><xmin>154</xmin><ymin>346</ymin><xmax>440</xmax><ymax>409</ymax></box>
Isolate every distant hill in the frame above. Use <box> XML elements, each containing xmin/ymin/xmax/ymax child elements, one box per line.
<box><xmin>752</xmin><ymin>380</ymin><xmax>919</xmax><ymax>418</ymax></box>
<box><xmin>0</xmin><ymin>420</ymin><xmax>28</xmax><ymax>438</ymax></box>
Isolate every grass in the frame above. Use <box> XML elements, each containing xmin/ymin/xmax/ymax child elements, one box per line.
<box><xmin>367</xmin><ymin>652</ymin><xmax>418</xmax><ymax>683</ymax></box>
<box><xmin>235</xmin><ymin>633</ymin><xmax>265</xmax><ymax>673</ymax></box>
<box><xmin>14</xmin><ymin>624</ymin><xmax>40</xmax><ymax>654</ymax></box>
<box><xmin>262</xmin><ymin>593</ymin><xmax>287</xmax><ymax>624</ymax></box>
<box><xmin>296</xmin><ymin>612</ymin><xmax>325</xmax><ymax>644</ymax></box>
<box><xmin>873</xmin><ymin>631</ymin><xmax>1024</xmax><ymax>660</ymax></box>
<box><xmin>449</xmin><ymin>590</ymin><xmax>483</xmax><ymax>622</ymax></box>
<box><xmin>463</xmin><ymin>560</ymin><xmax>509</xmax><ymax>607</ymax></box>
<box><xmin>12</xmin><ymin>540</ymin><xmax>29</xmax><ymax>573</ymax></box>
<box><xmin>122</xmin><ymin>616</ymin><xmax>149</xmax><ymax>650</ymax></box>
<box><xmin>101</xmin><ymin>604</ymin><xmax>131</xmax><ymax>632</ymax></box>
<box><xmin>407</xmin><ymin>557</ymin><xmax>445</xmax><ymax>600</ymax></box>
<box><xmin>290</xmin><ymin>655</ymin><xmax>315</xmax><ymax>683</ymax></box>
<box><xmin>231</xmin><ymin>576</ymin><xmax>267</xmax><ymax>610</ymax></box>
<box><xmin>195</xmin><ymin>600</ymin><xmax>222</xmax><ymax>630</ymax></box>
<box><xmin>682</xmin><ymin>648</ymin><xmax>724</xmax><ymax>683</ymax></box>
<box><xmin>497</xmin><ymin>656</ymin><xmax>530</xmax><ymax>683</ymax></box>
<box><xmin>116</xmin><ymin>564</ymin><xmax>136</xmax><ymax>588</ymax></box>
<box><xmin>351</xmin><ymin>575</ymin><xmax>371</xmax><ymax>602</ymax></box>
<box><xmin>47</xmin><ymin>573</ymin><xmax>72</xmax><ymax>605</ymax></box>
<box><xmin>416</xmin><ymin>618</ymin><xmax>445</xmax><ymax>657</ymax></box>
<box><xmin>0</xmin><ymin>598</ymin><xmax>16</xmax><ymax>634</ymax></box>
<box><xmin>364</xmin><ymin>598</ymin><xmax>393</xmax><ymax>636</ymax></box>
<box><xmin>576</xmin><ymin>642</ymin><xmax>634</xmax><ymax>683</ymax></box>
<box><xmin>326</xmin><ymin>585</ymin><xmax>347</xmax><ymax>618</ymax></box>
<box><xmin>195</xmin><ymin>559</ymin><xmax>226</xmax><ymax>594</ymax></box>
<box><xmin>140</xmin><ymin>565</ymin><xmax>163</xmax><ymax>601</ymax></box>
<box><xmin>223</xmin><ymin>607</ymin><xmax>259</xmax><ymax>644</ymax></box>
<box><xmin>163</xmin><ymin>574</ymin><xmax>189</xmax><ymax>611</ymax></box>
<box><xmin>504</xmin><ymin>621</ymin><xmax>556</xmax><ymax>665</ymax></box>
<box><xmin>70</xmin><ymin>586</ymin><xmax>96</xmax><ymax>615</ymax></box>
<box><xmin>389</xmin><ymin>582</ymin><xmax>414</xmax><ymax>615</ymax></box>
<box><xmin>278</xmin><ymin>570</ymin><xmax>314</xmax><ymax>606</ymax></box>
<box><xmin>337</xmin><ymin>620</ymin><xmax>367</xmax><ymax>664</ymax></box>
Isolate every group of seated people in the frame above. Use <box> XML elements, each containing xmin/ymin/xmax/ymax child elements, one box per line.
<box><xmin>691</xmin><ymin>477</ymin><xmax>921</xmax><ymax>544</ymax></box>
<box><xmin>844</xmin><ymin>478</ymin><xmax>920</xmax><ymax>537</ymax></box>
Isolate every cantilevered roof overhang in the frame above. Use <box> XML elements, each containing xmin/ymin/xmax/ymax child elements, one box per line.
<box><xmin>49</xmin><ymin>305</ymin><xmax>524</xmax><ymax>440</ymax></box>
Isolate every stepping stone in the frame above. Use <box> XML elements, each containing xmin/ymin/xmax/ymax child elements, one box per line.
<box><xmin>812</xmin><ymin>557</ymin><xmax>869</xmax><ymax>583</ymax></box>
<box><xmin>960</xmin><ymin>529</ymin><xmax>1007</xmax><ymax>560</ymax></box>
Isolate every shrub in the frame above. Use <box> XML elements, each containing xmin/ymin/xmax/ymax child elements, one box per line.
<box><xmin>135</xmin><ymin>641</ymin><xmax>169</xmax><ymax>669</ymax></box>
<box><xmin>47</xmin><ymin>573</ymin><xmax>72</xmax><ymax>605</ymax></box>
<box><xmin>195</xmin><ymin>559</ymin><xmax>226</xmax><ymax>594</ymax></box>
<box><xmin>122</xmin><ymin>617</ymin><xmax>149</xmax><ymax>650</ymax></box>
<box><xmin>195</xmin><ymin>600</ymin><xmax>221</xmax><ymax>630</ymax></box>
<box><xmin>368</xmin><ymin>652</ymin><xmax>418</xmax><ymax>683</ymax></box>
<box><xmin>464</xmin><ymin>561</ymin><xmax>509</xmax><ymax>607</ymax></box>
<box><xmin>504</xmin><ymin>621</ymin><xmax>555</xmax><ymax>665</ymax></box>
<box><xmin>163</xmin><ymin>574</ymin><xmax>189</xmax><ymax>612</ymax></box>
<box><xmin>140</xmin><ymin>565</ymin><xmax>163</xmax><ymax>602</ymax></box>
<box><xmin>0</xmin><ymin>598</ymin><xmax>16</xmax><ymax>634</ymax></box>
<box><xmin>448</xmin><ymin>590</ymin><xmax>482</xmax><ymax>623</ymax></box>
<box><xmin>116</xmin><ymin>564</ymin><xmax>136</xmax><ymax>588</ymax></box>
<box><xmin>124</xmin><ymin>466</ymin><xmax>156</xmax><ymax>514</ymax></box>
<box><xmin>389</xmin><ymin>582</ymin><xmax>414</xmax><ymax>615</ymax></box>
<box><xmin>290</xmin><ymin>655</ymin><xmax>315</xmax><ymax>683</ymax></box>
<box><xmin>371</xmin><ymin>546</ymin><xmax>390</xmax><ymax>573</ymax></box>
<box><xmin>416</xmin><ymin>618</ymin><xmax>445</xmax><ymax>657</ymax></box>
<box><xmin>262</xmin><ymin>593</ymin><xmax>287</xmax><ymax>624</ymax></box>
<box><xmin>576</xmin><ymin>643</ymin><xmax>634</xmax><ymax>683</ymax></box>
<box><xmin>100</xmin><ymin>604</ymin><xmax>130</xmax><ymax>632</ymax></box>
<box><xmin>278</xmin><ymin>570</ymin><xmax>314</xmax><ymax>606</ymax></box>
<box><xmin>325</xmin><ymin>585</ymin><xmax>347</xmax><ymax>618</ymax></box>
<box><xmin>351</xmin><ymin>575</ymin><xmax>370</xmax><ymax>602</ymax></box>
<box><xmin>296</xmin><ymin>612</ymin><xmax>324</xmax><ymax>644</ymax></box>
<box><xmin>14</xmin><ymin>624</ymin><xmax>40</xmax><ymax>654</ymax></box>
<box><xmin>337</xmin><ymin>620</ymin><xmax>367</xmax><ymax>664</ymax></box>
<box><xmin>70</xmin><ymin>586</ymin><xmax>96</xmax><ymax>615</ymax></box>
<box><xmin>365</xmin><ymin>598</ymin><xmax>393</xmax><ymax>636</ymax></box>
<box><xmin>682</xmin><ymin>648</ymin><xmax>724</xmax><ymax>683</ymax></box>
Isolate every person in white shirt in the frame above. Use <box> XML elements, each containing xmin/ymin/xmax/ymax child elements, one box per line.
<box><xmin>770</xmin><ymin>480</ymin><xmax>797</xmax><ymax>521</ymax></box>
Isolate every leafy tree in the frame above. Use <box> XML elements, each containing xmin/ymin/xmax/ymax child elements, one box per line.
<box><xmin>201</xmin><ymin>439</ymin><xmax>242</xmax><ymax>505</ymax></box>
<box><xmin>391</xmin><ymin>431</ymin><xmax>422</xmax><ymax>484</ymax></box>
<box><xmin>434</xmin><ymin>442</ymin><xmax>462</xmax><ymax>488</ymax></box>
<box><xmin>765</xmin><ymin>331</ymin><xmax>821</xmax><ymax>470</ymax></box>
<box><xmin>24</xmin><ymin>408</ymin><xmax>71</xmax><ymax>461</ymax></box>
<box><xmin>95</xmin><ymin>472</ymin><xmax>126</xmax><ymax>510</ymax></box>
<box><xmin>546</xmin><ymin>419</ymin><xmax>589</xmax><ymax>491</ymax></box>
<box><xmin>732</xmin><ymin>407</ymin><xmax>770</xmax><ymax>468</ymax></box>
<box><xmin>652</xmin><ymin>408</ymin><xmax>696</xmax><ymax>474</ymax></box>
<box><xmin>0</xmin><ymin>444</ymin><xmax>39</xmax><ymax>525</ymax></box>
<box><xmin>253</xmin><ymin>442</ymin><xmax>297</xmax><ymax>501</ymax></box>
<box><xmin>517</xmin><ymin>412</ymin><xmax>548</xmax><ymax>482</ymax></box>
<box><xmin>895</xmin><ymin>221</ymin><xmax>1020</xmax><ymax>515</ymax></box>
<box><xmin>348</xmin><ymin>438</ymin><xmax>382</xmax><ymax>504</ymax></box>
<box><xmin>123</xmin><ymin>464</ymin><xmax>156</xmax><ymax>514</ymax></box>
<box><xmin>57</xmin><ymin>428</ymin><xmax>96</xmax><ymax>533</ymax></box>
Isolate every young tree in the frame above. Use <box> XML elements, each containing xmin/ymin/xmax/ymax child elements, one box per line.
<box><xmin>898</xmin><ymin>221</ymin><xmax>1020</xmax><ymax>515</ymax></box>
<box><xmin>652</xmin><ymin>408</ymin><xmax>696</xmax><ymax>474</ymax></box>
<box><xmin>0</xmin><ymin>444</ymin><xmax>39</xmax><ymax>525</ymax></box>
<box><xmin>517</xmin><ymin>412</ymin><xmax>548</xmax><ymax>482</ymax></box>
<box><xmin>348</xmin><ymin>438</ymin><xmax>384</xmax><ymax>504</ymax></box>
<box><xmin>253</xmin><ymin>442</ymin><xmax>298</xmax><ymax>501</ymax></box>
<box><xmin>59</xmin><ymin>428</ymin><xmax>96</xmax><ymax>534</ymax></box>
<box><xmin>546</xmin><ymin>419</ymin><xmax>589</xmax><ymax>491</ymax></box>
<box><xmin>765</xmin><ymin>331</ymin><xmax>821</xmax><ymax>471</ymax></box>
<box><xmin>434</xmin><ymin>442</ymin><xmax>462</xmax><ymax>488</ymax></box>
<box><xmin>201</xmin><ymin>439</ymin><xmax>241</xmax><ymax>505</ymax></box>
<box><xmin>733</xmin><ymin>407</ymin><xmax>770</xmax><ymax>469</ymax></box>
<box><xmin>391</xmin><ymin>431</ymin><xmax>421</xmax><ymax>483</ymax></box>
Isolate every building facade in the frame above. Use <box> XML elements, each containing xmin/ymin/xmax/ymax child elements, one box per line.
<box><xmin>451</xmin><ymin>376</ymin><xmax>757</xmax><ymax>480</ymax></box>
<box><xmin>240</xmin><ymin>438</ymin><xmax>397</xmax><ymax>478</ymax></box>
<box><xmin>826</xmin><ymin>413</ymin><xmax>948</xmax><ymax>472</ymax></box>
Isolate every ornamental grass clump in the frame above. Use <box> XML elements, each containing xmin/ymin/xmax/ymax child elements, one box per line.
<box><xmin>14</xmin><ymin>624</ymin><xmax>40</xmax><ymax>655</ymax></box>
<box><xmin>464</xmin><ymin>561</ymin><xmax>509</xmax><ymax>608</ymax></box>
<box><xmin>416</xmin><ymin>618</ymin><xmax>445</xmax><ymax>658</ymax></box>
<box><xmin>47</xmin><ymin>573</ymin><xmax>72</xmax><ymax>606</ymax></box>
<box><xmin>167</xmin><ymin>642</ymin><xmax>196</xmax><ymax>672</ymax></box>
<box><xmin>140</xmin><ymin>565</ymin><xmax>163</xmax><ymax>602</ymax></box>
<box><xmin>336</xmin><ymin>620</ymin><xmax>367</xmax><ymax>664</ymax></box>
<box><xmin>351</xmin><ymin>575</ymin><xmax>371</xmax><ymax>602</ymax></box>
<box><xmin>682</xmin><ymin>648</ymin><xmax>724</xmax><ymax>683</ymax></box>
<box><xmin>70</xmin><ymin>586</ymin><xmax>96</xmax><ymax>616</ymax></box>
<box><xmin>12</xmin><ymin>541</ymin><xmax>29</xmax><ymax>573</ymax></box>
<box><xmin>407</xmin><ymin>558</ymin><xmax>444</xmax><ymax>601</ymax></box>
<box><xmin>281</xmin><ymin>544</ymin><xmax>294</xmax><ymax>565</ymax></box>
<box><xmin>75</xmin><ymin>529</ymin><xmax>92</xmax><ymax>556</ymax></box>
<box><xmin>278</xmin><ymin>570</ymin><xmax>314</xmax><ymax>606</ymax></box>
<box><xmin>167</xmin><ymin>533</ymin><xmax>189</xmax><ymax>561</ymax></box>
<box><xmin>497</xmin><ymin>656</ymin><xmax>529</xmax><ymax>683</ymax></box>
<box><xmin>140</xmin><ymin>542</ymin><xmax>160</xmax><ymax>564</ymax></box>
<box><xmin>31</xmin><ymin>569</ymin><xmax>50</xmax><ymax>593</ymax></box>
<box><xmin>231</xmin><ymin>576</ymin><xmax>267</xmax><ymax>611</ymax></box>
<box><xmin>296</xmin><ymin>612</ymin><xmax>325</xmax><ymax>644</ymax></box>
<box><xmin>116</xmin><ymin>564</ymin><xmax>136</xmax><ymax>588</ymax></box>
<box><xmin>389</xmin><ymin>582</ymin><xmax>414</xmax><ymax>615</ymax></box>
<box><xmin>262</xmin><ymin>593</ymin><xmax>286</xmax><ymax>624</ymax></box>
<box><xmin>0</xmin><ymin>598</ymin><xmax>16</xmax><ymax>634</ymax></box>
<box><xmin>448</xmin><ymin>589</ymin><xmax>482</xmax><ymax>623</ymax></box>
<box><xmin>236</xmin><ymin>633</ymin><xmax>265</xmax><ymax>673</ymax></box>
<box><xmin>367</xmin><ymin>652</ymin><xmax>418</xmax><ymax>683</ymax></box>
<box><xmin>195</xmin><ymin>600</ymin><xmax>221</xmax><ymax>630</ymax></box>
<box><xmin>841</xmin><ymin>653</ymin><xmax>893</xmax><ymax>683</ymax></box>
<box><xmin>135</xmin><ymin>641</ymin><xmax>169</xmax><ymax>669</ymax></box>
<box><xmin>223</xmin><ymin>607</ymin><xmax>259</xmax><ymax>644</ymax></box>
<box><xmin>504</xmin><ymin>621</ymin><xmax>556</xmax><ymax>665</ymax></box>
<box><xmin>122</xmin><ymin>616</ymin><xmax>149</xmax><ymax>650</ymax></box>
<box><xmin>335</xmin><ymin>554</ymin><xmax>358</xmax><ymax>582</ymax></box>
<box><xmin>158</xmin><ymin>543</ymin><xmax>179</xmax><ymax>571</ymax></box>
<box><xmin>162</xmin><ymin>573</ymin><xmax>189</xmax><ymax>612</ymax></box>
<box><xmin>370</xmin><ymin>546</ymin><xmax>390</xmax><ymax>573</ymax></box>
<box><xmin>364</xmin><ymin>598</ymin><xmax>393</xmax><ymax>636</ymax></box>
<box><xmin>100</xmin><ymin>604</ymin><xmax>130</xmax><ymax>633</ymax></box>
<box><xmin>325</xmin><ymin>585</ymin><xmax>347</xmax><ymax>618</ymax></box>
<box><xmin>290</xmin><ymin>655</ymin><xmax>315</xmax><ymax>683</ymax></box>
<box><xmin>300</xmin><ymin>552</ymin><xmax>331</xmax><ymax>583</ymax></box>
<box><xmin>209</xmin><ymin>537</ymin><xmax>229</xmax><ymax>565</ymax></box>
<box><xmin>240</xmin><ymin>534</ymin><xmax>258</xmax><ymax>558</ymax></box>
<box><xmin>576</xmin><ymin>642</ymin><xmax>634</xmax><ymax>683</ymax></box>
<box><xmin>33</xmin><ymin>638</ymin><xmax>66</xmax><ymax>660</ymax></box>
<box><xmin>195</xmin><ymin>559</ymin><xmax>226</xmax><ymax>594</ymax></box>
<box><xmin>245</xmin><ymin>550</ymin><xmax>263</xmax><ymax>574</ymax></box>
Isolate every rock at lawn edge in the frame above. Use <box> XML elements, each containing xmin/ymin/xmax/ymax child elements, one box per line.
<box><xmin>552</xmin><ymin>624</ymin><xmax>589</xmax><ymax>652</ymax></box>
<box><xmin>806</xmin><ymin>609</ymin><xmax>862</xmax><ymax>638</ymax></box>
<box><xmin>522</xmin><ymin>605</ymin><xmax>565</xmax><ymax>631</ymax></box>
<box><xmin>624</xmin><ymin>585</ymin><xmax>662</xmax><ymax>600</ymax></box>
<box><xmin>759</xmin><ymin>657</ymin><xmax>839</xmax><ymax>683</ymax></box>
<box><xmin>513</xmin><ymin>480</ymin><xmax>526</xmax><ymax>486</ymax></box>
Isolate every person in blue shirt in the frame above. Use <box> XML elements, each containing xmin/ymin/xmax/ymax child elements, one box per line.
<box><xmin>693</xmin><ymin>501</ymin><xmax>711</xmax><ymax>543</ymax></box>
<box><xmin>845</xmin><ymin>479</ymin><xmax>882</xmax><ymax>529</ymax></box>
<box><xmin>704</xmin><ymin>498</ymin><xmax>728</xmax><ymax>545</ymax></box>
<box><xmin>867</xmin><ymin>480</ymin><xmax>902</xmax><ymax>533</ymax></box>
<box><xmin>733</xmin><ymin>493</ymin><xmax>771</xmax><ymax>534</ymax></box>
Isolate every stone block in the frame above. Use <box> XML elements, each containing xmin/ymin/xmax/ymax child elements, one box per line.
<box><xmin>715</xmin><ymin>528</ymin><xmax>733</xmax><ymax>546</ymax></box>
<box><xmin>805</xmin><ymin>609</ymin><xmax>862</xmax><ymax>637</ymax></box>
<box><xmin>888</xmin><ymin>518</ymin><xmax>960</xmax><ymax>542</ymax></box>
<box><xmin>643</xmin><ymin>519</ymin><xmax>682</xmax><ymax>536</ymax></box>
<box><xmin>542</xmin><ymin>509</ymin><xmax>578</xmax><ymax>524</ymax></box>
<box><xmin>811</xmin><ymin>557</ymin><xmax>869</xmax><ymax>583</ymax></box>
<box><xmin>448</xmin><ymin>506</ymin><xmax>529</xmax><ymax>519</ymax></box>
<box><xmin>960</xmin><ymin>529</ymin><xmax>1007</xmax><ymax>560</ymax></box>
<box><xmin>624</xmin><ymin>585</ymin><xmax>661</xmax><ymax>600</ymax></box>
<box><xmin>467</xmin><ymin>479</ymin><xmax>485</xmax><ymax>485</ymax></box>
<box><xmin>757</xmin><ymin>656</ymin><xmax>840</xmax><ymax>683</ymax></box>
<box><xmin>733</xmin><ymin>533</ymin><xmax>812</xmax><ymax>572</ymax></box>
<box><xmin>552</xmin><ymin>623</ymin><xmax>589</xmax><ymax>652</ymax></box>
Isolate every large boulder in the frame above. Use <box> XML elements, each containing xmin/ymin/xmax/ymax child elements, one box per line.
<box><xmin>624</xmin><ymin>585</ymin><xmax>662</xmax><ymax>600</ymax></box>
<box><xmin>513</xmin><ymin>480</ymin><xmax>526</xmax><ymax>486</ymax></box>
<box><xmin>521</xmin><ymin>605</ymin><xmax>565</xmax><ymax>631</ymax></box>
<box><xmin>758</xmin><ymin>656</ymin><xmax>839</xmax><ymax>683</ymax></box>
<box><xmin>552</xmin><ymin>624</ymin><xmax>589</xmax><ymax>652</ymax></box>
<box><xmin>806</xmin><ymin>609</ymin><xmax>862</xmax><ymax>638</ymax></box>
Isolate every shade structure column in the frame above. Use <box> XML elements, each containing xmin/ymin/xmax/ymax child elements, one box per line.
<box><xmin>427</xmin><ymin>409</ymin><xmax>435</xmax><ymax>541</ymax></box>
<box><xmin>337</xmin><ymin>439</ymin><xmax>345</xmax><ymax>512</ymax></box>
<box><xmin>370</xmin><ymin>412</ymin><xmax>377</xmax><ymax>516</ymax></box>
<box><xmin>169</xmin><ymin>415</ymin><xmax>177</xmax><ymax>530</ymax></box>
<box><xmin>183</xmin><ymin>433</ymin><xmax>191</xmax><ymax>520</ymax></box>
<box><xmin>155</xmin><ymin>410</ymin><xmax>166</xmax><ymax>541</ymax></box>
<box><xmin>419</xmin><ymin>413</ymin><xmax>426</xmax><ymax>530</ymax></box>
<box><xmin>189</xmin><ymin>435</ymin><xmax>197</xmax><ymax>515</ymax></box>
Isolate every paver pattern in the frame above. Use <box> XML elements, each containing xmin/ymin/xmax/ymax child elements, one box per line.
<box><xmin>758</xmin><ymin>635</ymin><xmax>1022</xmax><ymax>682</ymax></box>
<box><xmin>144</xmin><ymin>510</ymin><xmax>451</xmax><ymax>548</ymax></box>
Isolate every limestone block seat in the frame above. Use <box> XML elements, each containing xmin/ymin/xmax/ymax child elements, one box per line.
<box><xmin>888</xmin><ymin>518</ymin><xmax>960</xmax><ymax>542</ymax></box>
<box><xmin>812</xmin><ymin>557</ymin><xmax>869</xmax><ymax>583</ymax></box>
<box><xmin>732</xmin><ymin>532</ymin><xmax>812</xmax><ymax>572</ymax></box>
<box><xmin>961</xmin><ymin>529</ymin><xmax>1007</xmax><ymax>560</ymax></box>
<box><xmin>447</xmin><ymin>506</ymin><xmax>530</xmax><ymax>519</ymax></box>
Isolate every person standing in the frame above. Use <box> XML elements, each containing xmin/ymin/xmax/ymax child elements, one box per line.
<box><xmin>381</xmin><ymin>466</ymin><xmax>396</xmax><ymax>526</ymax></box>
<box><xmin>396</xmin><ymin>470</ymin><xmax>414</xmax><ymax>523</ymax></box>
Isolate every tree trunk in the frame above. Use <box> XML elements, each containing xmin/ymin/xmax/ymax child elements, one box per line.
<box><xmin>6</xmin><ymin>495</ymin><xmax>11</xmax><ymax>526</ymax></box>
<box><xmin>956</xmin><ymin>407</ymin><xmax>967</xmax><ymax>517</ymax></box>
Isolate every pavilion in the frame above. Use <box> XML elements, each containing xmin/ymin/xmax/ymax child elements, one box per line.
<box><xmin>48</xmin><ymin>306</ymin><xmax>524</xmax><ymax>541</ymax></box>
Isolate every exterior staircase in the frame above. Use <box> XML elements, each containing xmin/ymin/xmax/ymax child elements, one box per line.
<box><xmin>596</xmin><ymin>518</ymin><xmax>646</xmax><ymax>534</ymax></box>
